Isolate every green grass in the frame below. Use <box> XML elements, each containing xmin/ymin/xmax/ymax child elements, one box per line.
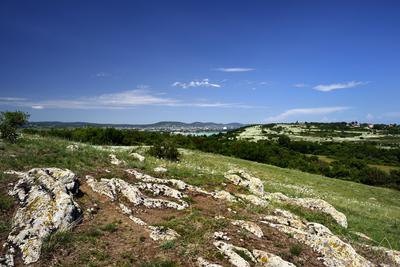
<box><xmin>1</xmin><ymin>134</ymin><xmax>400</xmax><ymax>250</ymax></box>
<box><xmin>140</xmin><ymin>260</ymin><xmax>178</xmax><ymax>267</ymax></box>
<box><xmin>290</xmin><ymin>244</ymin><xmax>303</xmax><ymax>256</ymax></box>
<box><xmin>100</xmin><ymin>222</ymin><xmax>118</xmax><ymax>233</ymax></box>
<box><xmin>160</xmin><ymin>240</ymin><xmax>176</xmax><ymax>250</ymax></box>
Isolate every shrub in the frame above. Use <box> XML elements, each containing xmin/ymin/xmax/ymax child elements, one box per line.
<box><xmin>0</xmin><ymin>111</ymin><xmax>29</xmax><ymax>143</ymax></box>
<box><xmin>149</xmin><ymin>140</ymin><xmax>180</xmax><ymax>161</ymax></box>
<box><xmin>290</xmin><ymin>243</ymin><xmax>303</xmax><ymax>256</ymax></box>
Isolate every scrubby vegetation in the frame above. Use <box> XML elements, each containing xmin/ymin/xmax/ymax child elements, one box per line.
<box><xmin>24</xmin><ymin>126</ymin><xmax>400</xmax><ymax>189</ymax></box>
<box><xmin>0</xmin><ymin>111</ymin><xmax>29</xmax><ymax>143</ymax></box>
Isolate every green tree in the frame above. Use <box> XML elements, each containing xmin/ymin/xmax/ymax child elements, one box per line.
<box><xmin>0</xmin><ymin>111</ymin><xmax>29</xmax><ymax>143</ymax></box>
<box><xmin>149</xmin><ymin>140</ymin><xmax>180</xmax><ymax>161</ymax></box>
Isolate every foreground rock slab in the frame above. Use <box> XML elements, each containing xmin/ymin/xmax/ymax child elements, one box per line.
<box><xmin>0</xmin><ymin>168</ymin><xmax>82</xmax><ymax>266</ymax></box>
<box><xmin>261</xmin><ymin>209</ymin><xmax>372</xmax><ymax>267</ymax></box>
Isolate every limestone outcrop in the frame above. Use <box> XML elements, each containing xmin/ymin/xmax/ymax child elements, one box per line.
<box><xmin>0</xmin><ymin>168</ymin><xmax>82</xmax><ymax>266</ymax></box>
<box><xmin>224</xmin><ymin>169</ymin><xmax>264</xmax><ymax>196</ymax></box>
<box><xmin>109</xmin><ymin>154</ymin><xmax>125</xmax><ymax>166</ymax></box>
<box><xmin>261</xmin><ymin>209</ymin><xmax>372</xmax><ymax>267</ymax></box>
<box><xmin>130</xmin><ymin>152</ymin><xmax>145</xmax><ymax>162</ymax></box>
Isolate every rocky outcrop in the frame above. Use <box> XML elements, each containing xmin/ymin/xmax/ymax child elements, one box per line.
<box><xmin>130</xmin><ymin>152</ymin><xmax>145</xmax><ymax>162</ymax></box>
<box><xmin>212</xmin><ymin>190</ymin><xmax>238</xmax><ymax>202</ymax></box>
<box><xmin>224</xmin><ymin>169</ymin><xmax>264</xmax><ymax>196</ymax></box>
<box><xmin>365</xmin><ymin>245</ymin><xmax>400</xmax><ymax>266</ymax></box>
<box><xmin>125</xmin><ymin>169</ymin><xmax>210</xmax><ymax>195</ymax></box>
<box><xmin>154</xmin><ymin>166</ymin><xmax>167</xmax><ymax>173</ymax></box>
<box><xmin>224</xmin><ymin>169</ymin><xmax>346</xmax><ymax>228</ymax></box>
<box><xmin>213</xmin><ymin>241</ymin><xmax>256</xmax><ymax>267</ymax></box>
<box><xmin>0</xmin><ymin>168</ymin><xmax>82</xmax><ymax>266</ymax></box>
<box><xmin>252</xmin><ymin>249</ymin><xmax>296</xmax><ymax>267</ymax></box>
<box><xmin>213</xmin><ymin>231</ymin><xmax>231</xmax><ymax>241</ymax></box>
<box><xmin>86</xmin><ymin>176</ymin><xmax>188</xmax><ymax>210</ymax></box>
<box><xmin>231</xmin><ymin>220</ymin><xmax>264</xmax><ymax>238</ymax></box>
<box><xmin>118</xmin><ymin>197</ymin><xmax>179</xmax><ymax>241</ymax></box>
<box><xmin>237</xmin><ymin>193</ymin><xmax>268</xmax><ymax>206</ymax></box>
<box><xmin>66</xmin><ymin>144</ymin><xmax>79</xmax><ymax>151</ymax></box>
<box><xmin>197</xmin><ymin>257</ymin><xmax>223</xmax><ymax>267</ymax></box>
<box><xmin>264</xmin><ymin>193</ymin><xmax>348</xmax><ymax>228</ymax></box>
<box><xmin>109</xmin><ymin>154</ymin><xmax>125</xmax><ymax>166</ymax></box>
<box><xmin>261</xmin><ymin>209</ymin><xmax>372</xmax><ymax>267</ymax></box>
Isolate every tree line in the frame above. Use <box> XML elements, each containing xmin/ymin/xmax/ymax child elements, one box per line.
<box><xmin>23</xmin><ymin>127</ymin><xmax>400</xmax><ymax>190</ymax></box>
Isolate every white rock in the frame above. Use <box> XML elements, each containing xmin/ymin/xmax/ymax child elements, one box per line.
<box><xmin>130</xmin><ymin>152</ymin><xmax>145</xmax><ymax>162</ymax></box>
<box><xmin>225</xmin><ymin>169</ymin><xmax>264</xmax><ymax>196</ymax></box>
<box><xmin>231</xmin><ymin>220</ymin><xmax>263</xmax><ymax>238</ymax></box>
<box><xmin>128</xmin><ymin>215</ymin><xmax>147</xmax><ymax>226</ymax></box>
<box><xmin>213</xmin><ymin>231</ymin><xmax>231</xmax><ymax>241</ymax></box>
<box><xmin>125</xmin><ymin>169</ymin><xmax>210</xmax><ymax>195</ymax></box>
<box><xmin>197</xmin><ymin>257</ymin><xmax>223</xmax><ymax>267</ymax></box>
<box><xmin>154</xmin><ymin>166</ymin><xmax>167</xmax><ymax>173</ymax></box>
<box><xmin>66</xmin><ymin>144</ymin><xmax>79</xmax><ymax>151</ymax></box>
<box><xmin>266</xmin><ymin>193</ymin><xmax>347</xmax><ymax>228</ymax></box>
<box><xmin>109</xmin><ymin>154</ymin><xmax>125</xmax><ymax>166</ymax></box>
<box><xmin>252</xmin><ymin>249</ymin><xmax>296</xmax><ymax>267</ymax></box>
<box><xmin>148</xmin><ymin>226</ymin><xmax>180</xmax><ymax>241</ymax></box>
<box><xmin>237</xmin><ymin>193</ymin><xmax>268</xmax><ymax>206</ymax></box>
<box><xmin>1</xmin><ymin>168</ymin><xmax>81</xmax><ymax>266</ymax></box>
<box><xmin>261</xmin><ymin>209</ymin><xmax>373</xmax><ymax>267</ymax></box>
<box><xmin>86</xmin><ymin>176</ymin><xmax>188</xmax><ymax>210</ymax></box>
<box><xmin>213</xmin><ymin>241</ymin><xmax>256</xmax><ymax>267</ymax></box>
<box><xmin>212</xmin><ymin>190</ymin><xmax>238</xmax><ymax>202</ymax></box>
<box><xmin>365</xmin><ymin>245</ymin><xmax>400</xmax><ymax>266</ymax></box>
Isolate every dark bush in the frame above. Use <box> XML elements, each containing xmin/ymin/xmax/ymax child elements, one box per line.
<box><xmin>149</xmin><ymin>140</ymin><xmax>180</xmax><ymax>161</ymax></box>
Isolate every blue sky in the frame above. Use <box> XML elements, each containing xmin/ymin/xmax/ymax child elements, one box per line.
<box><xmin>0</xmin><ymin>0</ymin><xmax>399</xmax><ymax>124</ymax></box>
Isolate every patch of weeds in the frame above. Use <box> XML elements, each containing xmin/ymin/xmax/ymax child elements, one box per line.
<box><xmin>90</xmin><ymin>249</ymin><xmax>110</xmax><ymax>261</ymax></box>
<box><xmin>156</xmin><ymin>209</ymin><xmax>228</xmax><ymax>245</ymax></box>
<box><xmin>160</xmin><ymin>240</ymin><xmax>176</xmax><ymax>250</ymax></box>
<box><xmin>0</xmin><ymin>221</ymin><xmax>11</xmax><ymax>234</ymax></box>
<box><xmin>140</xmin><ymin>259</ymin><xmax>178</xmax><ymax>267</ymax></box>
<box><xmin>118</xmin><ymin>251</ymin><xmax>136</xmax><ymax>266</ymax></box>
<box><xmin>290</xmin><ymin>244</ymin><xmax>303</xmax><ymax>256</ymax></box>
<box><xmin>181</xmin><ymin>196</ymin><xmax>194</xmax><ymax>204</ymax></box>
<box><xmin>41</xmin><ymin>231</ymin><xmax>75</xmax><ymax>259</ymax></box>
<box><xmin>233</xmin><ymin>249</ymin><xmax>253</xmax><ymax>262</ymax></box>
<box><xmin>0</xmin><ymin>194</ymin><xmax>14</xmax><ymax>211</ymax></box>
<box><xmin>101</xmin><ymin>222</ymin><xmax>118</xmax><ymax>233</ymax></box>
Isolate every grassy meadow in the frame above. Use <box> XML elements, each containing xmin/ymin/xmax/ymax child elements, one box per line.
<box><xmin>1</xmin><ymin>134</ymin><xmax>399</xmax><ymax>254</ymax></box>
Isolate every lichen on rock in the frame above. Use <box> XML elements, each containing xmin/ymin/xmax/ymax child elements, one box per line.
<box><xmin>1</xmin><ymin>168</ymin><xmax>82</xmax><ymax>266</ymax></box>
<box><xmin>261</xmin><ymin>209</ymin><xmax>372</xmax><ymax>267</ymax></box>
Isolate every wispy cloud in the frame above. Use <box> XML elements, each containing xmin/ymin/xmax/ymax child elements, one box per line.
<box><xmin>0</xmin><ymin>89</ymin><xmax>261</xmax><ymax>110</ymax></box>
<box><xmin>313</xmin><ymin>81</ymin><xmax>367</xmax><ymax>92</ymax></box>
<box><xmin>215</xmin><ymin>67</ymin><xmax>255</xmax><ymax>72</ymax></box>
<box><xmin>95</xmin><ymin>72</ymin><xmax>111</xmax><ymax>77</ymax></box>
<box><xmin>172</xmin><ymin>79</ymin><xmax>221</xmax><ymax>89</ymax></box>
<box><xmin>266</xmin><ymin>106</ymin><xmax>349</xmax><ymax>122</ymax></box>
<box><xmin>0</xmin><ymin>97</ymin><xmax>27</xmax><ymax>101</ymax></box>
<box><xmin>293</xmin><ymin>83</ymin><xmax>307</xmax><ymax>88</ymax></box>
<box><xmin>31</xmin><ymin>105</ymin><xmax>44</xmax><ymax>110</ymax></box>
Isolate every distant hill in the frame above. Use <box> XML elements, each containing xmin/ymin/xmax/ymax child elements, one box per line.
<box><xmin>27</xmin><ymin>121</ymin><xmax>245</xmax><ymax>131</ymax></box>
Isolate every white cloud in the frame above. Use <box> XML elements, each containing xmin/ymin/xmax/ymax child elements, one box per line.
<box><xmin>0</xmin><ymin>89</ymin><xmax>261</xmax><ymax>110</ymax></box>
<box><xmin>215</xmin><ymin>67</ymin><xmax>255</xmax><ymax>72</ymax></box>
<box><xmin>0</xmin><ymin>97</ymin><xmax>27</xmax><ymax>101</ymax></box>
<box><xmin>293</xmin><ymin>83</ymin><xmax>307</xmax><ymax>88</ymax></box>
<box><xmin>313</xmin><ymin>81</ymin><xmax>367</xmax><ymax>92</ymax></box>
<box><xmin>266</xmin><ymin>106</ymin><xmax>349</xmax><ymax>122</ymax></box>
<box><xmin>31</xmin><ymin>105</ymin><xmax>44</xmax><ymax>110</ymax></box>
<box><xmin>95</xmin><ymin>72</ymin><xmax>111</xmax><ymax>77</ymax></box>
<box><xmin>172</xmin><ymin>79</ymin><xmax>221</xmax><ymax>89</ymax></box>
